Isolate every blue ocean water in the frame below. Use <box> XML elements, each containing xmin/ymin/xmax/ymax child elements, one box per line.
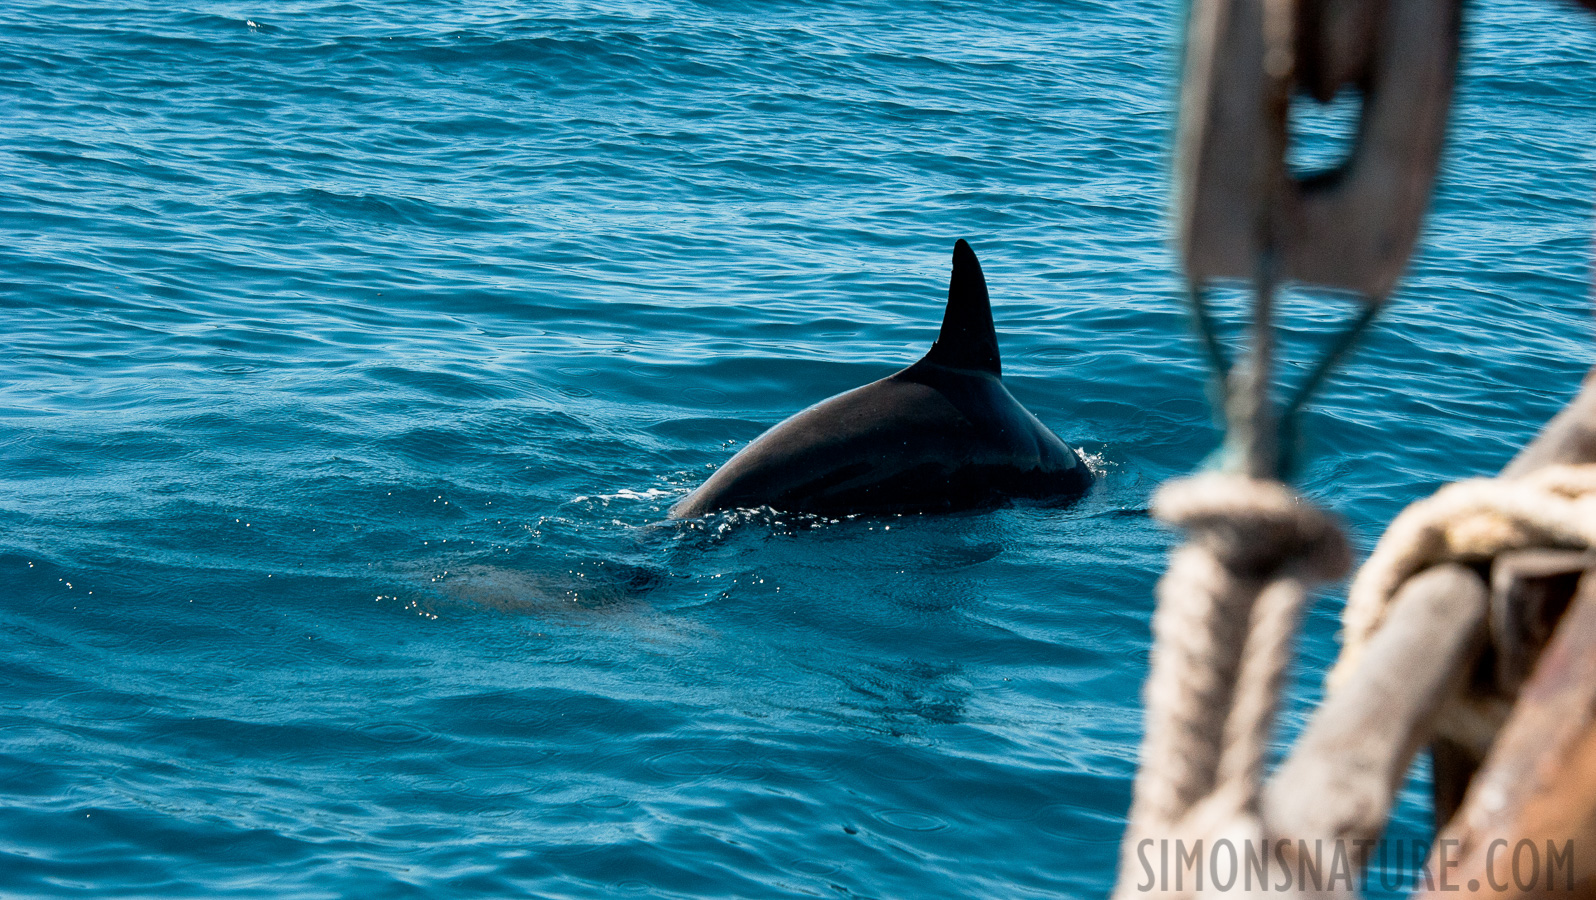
<box><xmin>1</xmin><ymin>1</ymin><xmax>1593</xmax><ymax>896</ymax></box>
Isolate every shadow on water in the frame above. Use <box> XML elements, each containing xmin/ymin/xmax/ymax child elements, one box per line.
<box><xmin>418</xmin><ymin>476</ymin><xmax>1147</xmax><ymax>743</ymax></box>
<box><xmin>439</xmin><ymin>558</ymin><xmax>667</xmax><ymax>619</ymax></box>
<box><xmin>398</xmin><ymin>497</ymin><xmax>1050</xmax><ymax>734</ymax></box>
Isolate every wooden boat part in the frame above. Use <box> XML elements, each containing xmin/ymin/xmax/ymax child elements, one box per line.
<box><xmin>1412</xmin><ymin>571</ymin><xmax>1596</xmax><ymax>898</ymax></box>
<box><xmin>1262</xmin><ymin>564</ymin><xmax>1487</xmax><ymax>859</ymax></box>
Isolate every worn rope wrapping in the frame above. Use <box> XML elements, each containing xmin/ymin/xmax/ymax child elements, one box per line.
<box><xmin>1330</xmin><ymin>463</ymin><xmax>1596</xmax><ymax>693</ymax></box>
<box><xmin>1115</xmin><ymin>474</ymin><xmax>1349</xmax><ymax>899</ymax></box>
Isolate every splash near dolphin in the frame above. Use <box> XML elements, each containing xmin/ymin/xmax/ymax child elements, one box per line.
<box><xmin>670</xmin><ymin>240</ymin><xmax>1092</xmax><ymax>518</ymax></box>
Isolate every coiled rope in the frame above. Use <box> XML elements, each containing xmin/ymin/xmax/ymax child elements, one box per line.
<box><xmin>1331</xmin><ymin>463</ymin><xmax>1596</xmax><ymax>692</ymax></box>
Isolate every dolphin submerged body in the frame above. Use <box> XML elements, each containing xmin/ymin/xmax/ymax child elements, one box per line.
<box><xmin>669</xmin><ymin>240</ymin><xmax>1092</xmax><ymax>518</ymax></box>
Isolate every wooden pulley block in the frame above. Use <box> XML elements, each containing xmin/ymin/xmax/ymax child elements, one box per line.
<box><xmin>1175</xmin><ymin>0</ymin><xmax>1462</xmax><ymax>301</ymax></box>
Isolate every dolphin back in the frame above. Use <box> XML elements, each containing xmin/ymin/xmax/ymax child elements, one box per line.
<box><xmin>668</xmin><ymin>240</ymin><xmax>1092</xmax><ymax>519</ymax></box>
<box><xmin>669</xmin><ymin>364</ymin><xmax>1088</xmax><ymax>518</ymax></box>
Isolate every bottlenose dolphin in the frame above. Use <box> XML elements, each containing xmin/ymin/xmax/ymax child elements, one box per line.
<box><xmin>669</xmin><ymin>240</ymin><xmax>1092</xmax><ymax>518</ymax></box>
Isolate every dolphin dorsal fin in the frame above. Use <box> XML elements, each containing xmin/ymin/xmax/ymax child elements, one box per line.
<box><xmin>923</xmin><ymin>239</ymin><xmax>1001</xmax><ymax>375</ymax></box>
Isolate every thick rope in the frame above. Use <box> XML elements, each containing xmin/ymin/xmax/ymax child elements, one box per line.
<box><xmin>1116</xmin><ymin>474</ymin><xmax>1349</xmax><ymax>899</ymax></box>
<box><xmin>1329</xmin><ymin>463</ymin><xmax>1596</xmax><ymax>692</ymax></box>
<box><xmin>1218</xmin><ymin>577</ymin><xmax>1312</xmax><ymax>792</ymax></box>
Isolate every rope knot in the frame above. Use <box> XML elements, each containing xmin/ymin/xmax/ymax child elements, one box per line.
<box><xmin>1153</xmin><ymin>473</ymin><xmax>1351</xmax><ymax>581</ymax></box>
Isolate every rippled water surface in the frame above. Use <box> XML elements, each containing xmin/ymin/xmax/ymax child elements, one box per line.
<box><xmin>3</xmin><ymin>1</ymin><xmax>1594</xmax><ymax>897</ymax></box>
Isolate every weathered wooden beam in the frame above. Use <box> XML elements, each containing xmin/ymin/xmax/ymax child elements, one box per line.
<box><xmin>1503</xmin><ymin>368</ymin><xmax>1596</xmax><ymax>477</ymax></box>
<box><xmin>1261</xmin><ymin>564</ymin><xmax>1488</xmax><ymax>856</ymax></box>
<box><xmin>1412</xmin><ymin>571</ymin><xmax>1596</xmax><ymax>899</ymax></box>
<box><xmin>1268</xmin><ymin>372</ymin><xmax>1596</xmax><ymax>851</ymax></box>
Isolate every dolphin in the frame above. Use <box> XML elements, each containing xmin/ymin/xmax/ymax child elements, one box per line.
<box><xmin>669</xmin><ymin>240</ymin><xmax>1093</xmax><ymax>518</ymax></box>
